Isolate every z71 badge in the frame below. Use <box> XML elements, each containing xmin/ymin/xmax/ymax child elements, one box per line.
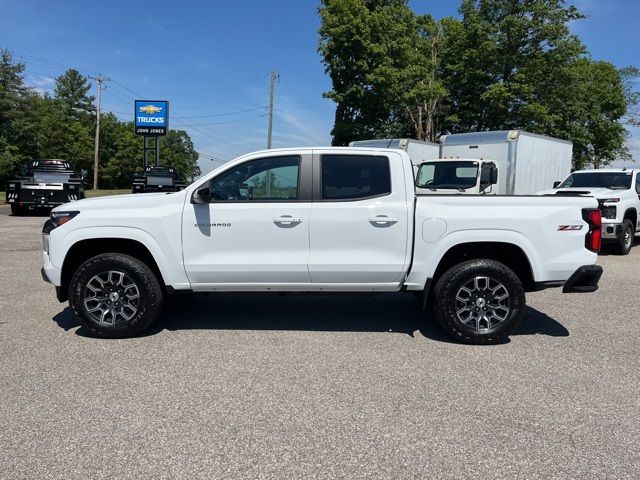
<box><xmin>557</xmin><ymin>225</ymin><xmax>583</xmax><ymax>231</ymax></box>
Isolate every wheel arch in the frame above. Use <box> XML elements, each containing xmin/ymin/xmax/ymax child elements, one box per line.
<box><xmin>624</xmin><ymin>208</ymin><xmax>637</xmax><ymax>230</ymax></box>
<box><xmin>431</xmin><ymin>241</ymin><xmax>535</xmax><ymax>292</ymax></box>
<box><xmin>60</xmin><ymin>238</ymin><xmax>166</xmax><ymax>302</ymax></box>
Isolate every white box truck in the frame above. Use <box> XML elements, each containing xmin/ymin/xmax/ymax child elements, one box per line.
<box><xmin>439</xmin><ymin>130</ymin><xmax>572</xmax><ymax>195</ymax></box>
<box><xmin>349</xmin><ymin>138</ymin><xmax>439</xmax><ymax>169</ymax></box>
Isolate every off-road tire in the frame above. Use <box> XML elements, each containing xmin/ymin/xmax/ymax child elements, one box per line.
<box><xmin>69</xmin><ymin>253</ymin><xmax>163</xmax><ymax>338</ymax></box>
<box><xmin>433</xmin><ymin>259</ymin><xmax>526</xmax><ymax>344</ymax></box>
<box><xmin>613</xmin><ymin>219</ymin><xmax>634</xmax><ymax>255</ymax></box>
<box><xmin>10</xmin><ymin>204</ymin><xmax>27</xmax><ymax>216</ymax></box>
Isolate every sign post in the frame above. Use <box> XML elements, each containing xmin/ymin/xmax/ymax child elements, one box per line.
<box><xmin>134</xmin><ymin>100</ymin><xmax>169</xmax><ymax>167</ymax></box>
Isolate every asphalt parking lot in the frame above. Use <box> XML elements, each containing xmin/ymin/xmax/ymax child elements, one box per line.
<box><xmin>0</xmin><ymin>204</ymin><xmax>638</xmax><ymax>479</ymax></box>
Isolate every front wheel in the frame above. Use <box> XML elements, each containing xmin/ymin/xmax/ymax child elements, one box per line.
<box><xmin>432</xmin><ymin>259</ymin><xmax>526</xmax><ymax>344</ymax></box>
<box><xmin>69</xmin><ymin>253</ymin><xmax>163</xmax><ymax>338</ymax></box>
<box><xmin>613</xmin><ymin>219</ymin><xmax>634</xmax><ymax>255</ymax></box>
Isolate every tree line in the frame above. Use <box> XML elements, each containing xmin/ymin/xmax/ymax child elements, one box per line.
<box><xmin>0</xmin><ymin>49</ymin><xmax>201</xmax><ymax>187</ymax></box>
<box><xmin>319</xmin><ymin>0</ymin><xmax>639</xmax><ymax>169</ymax></box>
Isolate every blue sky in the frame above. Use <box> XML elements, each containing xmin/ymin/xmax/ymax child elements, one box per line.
<box><xmin>1</xmin><ymin>0</ymin><xmax>638</xmax><ymax>174</ymax></box>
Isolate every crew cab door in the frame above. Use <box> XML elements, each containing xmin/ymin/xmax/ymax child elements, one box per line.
<box><xmin>307</xmin><ymin>150</ymin><xmax>411</xmax><ymax>286</ymax></box>
<box><xmin>182</xmin><ymin>153</ymin><xmax>312</xmax><ymax>287</ymax></box>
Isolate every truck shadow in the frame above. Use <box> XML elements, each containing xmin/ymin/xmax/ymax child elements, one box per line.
<box><xmin>52</xmin><ymin>293</ymin><xmax>568</xmax><ymax>343</ymax></box>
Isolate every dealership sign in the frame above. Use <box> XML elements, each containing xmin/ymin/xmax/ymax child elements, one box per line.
<box><xmin>134</xmin><ymin>100</ymin><xmax>169</xmax><ymax>136</ymax></box>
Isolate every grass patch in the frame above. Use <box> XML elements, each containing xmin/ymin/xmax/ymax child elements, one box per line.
<box><xmin>85</xmin><ymin>189</ymin><xmax>131</xmax><ymax>198</ymax></box>
<box><xmin>1</xmin><ymin>188</ymin><xmax>130</xmax><ymax>204</ymax></box>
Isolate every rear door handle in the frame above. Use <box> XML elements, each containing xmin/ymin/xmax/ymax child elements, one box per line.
<box><xmin>369</xmin><ymin>215</ymin><xmax>399</xmax><ymax>226</ymax></box>
<box><xmin>273</xmin><ymin>215</ymin><xmax>303</xmax><ymax>226</ymax></box>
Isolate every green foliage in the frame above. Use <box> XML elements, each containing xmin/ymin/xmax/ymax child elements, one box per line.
<box><xmin>54</xmin><ymin>69</ymin><xmax>95</xmax><ymax>118</ymax></box>
<box><xmin>159</xmin><ymin>130</ymin><xmax>201</xmax><ymax>181</ymax></box>
<box><xmin>319</xmin><ymin>0</ymin><xmax>638</xmax><ymax>167</ymax></box>
<box><xmin>318</xmin><ymin>0</ymin><xmax>417</xmax><ymax>145</ymax></box>
<box><xmin>0</xmin><ymin>50</ymin><xmax>200</xmax><ymax>187</ymax></box>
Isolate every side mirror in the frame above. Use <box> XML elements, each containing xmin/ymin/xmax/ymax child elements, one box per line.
<box><xmin>192</xmin><ymin>186</ymin><xmax>211</xmax><ymax>204</ymax></box>
<box><xmin>490</xmin><ymin>166</ymin><xmax>498</xmax><ymax>185</ymax></box>
<box><xmin>553</xmin><ymin>181</ymin><xmax>561</xmax><ymax>189</ymax></box>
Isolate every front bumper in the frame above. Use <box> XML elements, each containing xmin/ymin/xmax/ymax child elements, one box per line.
<box><xmin>601</xmin><ymin>222</ymin><xmax>623</xmax><ymax>239</ymax></box>
<box><xmin>42</xmin><ymin>251</ymin><xmax>61</xmax><ymax>286</ymax></box>
<box><xmin>562</xmin><ymin>265</ymin><xmax>603</xmax><ymax>293</ymax></box>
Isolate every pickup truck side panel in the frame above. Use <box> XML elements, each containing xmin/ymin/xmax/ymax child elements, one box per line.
<box><xmin>404</xmin><ymin>195</ymin><xmax>599</xmax><ymax>290</ymax></box>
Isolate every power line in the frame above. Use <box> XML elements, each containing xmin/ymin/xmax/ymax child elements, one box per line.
<box><xmin>173</xmin><ymin>106</ymin><xmax>268</xmax><ymax>119</ymax></box>
<box><xmin>11</xmin><ymin>50</ymin><xmax>267</xmax><ymax>161</ymax></box>
<box><xmin>172</xmin><ymin>113</ymin><xmax>269</xmax><ymax>126</ymax></box>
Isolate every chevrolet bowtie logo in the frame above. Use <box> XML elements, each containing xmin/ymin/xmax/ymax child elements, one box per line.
<box><xmin>139</xmin><ymin>105</ymin><xmax>163</xmax><ymax>114</ymax></box>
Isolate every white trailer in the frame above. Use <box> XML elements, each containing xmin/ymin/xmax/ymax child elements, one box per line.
<box><xmin>439</xmin><ymin>130</ymin><xmax>572</xmax><ymax>195</ymax></box>
<box><xmin>349</xmin><ymin>138</ymin><xmax>439</xmax><ymax>169</ymax></box>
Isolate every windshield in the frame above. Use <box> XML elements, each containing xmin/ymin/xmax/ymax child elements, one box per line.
<box><xmin>416</xmin><ymin>161</ymin><xmax>479</xmax><ymax>190</ymax></box>
<box><xmin>32</xmin><ymin>172</ymin><xmax>71</xmax><ymax>183</ymax></box>
<box><xmin>558</xmin><ymin>172</ymin><xmax>632</xmax><ymax>190</ymax></box>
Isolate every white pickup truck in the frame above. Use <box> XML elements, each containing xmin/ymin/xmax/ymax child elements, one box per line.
<box><xmin>538</xmin><ymin>168</ymin><xmax>640</xmax><ymax>255</ymax></box>
<box><xmin>42</xmin><ymin>147</ymin><xmax>603</xmax><ymax>344</ymax></box>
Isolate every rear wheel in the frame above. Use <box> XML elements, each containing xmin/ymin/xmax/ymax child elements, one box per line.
<box><xmin>613</xmin><ymin>219</ymin><xmax>634</xmax><ymax>255</ymax></box>
<box><xmin>69</xmin><ymin>253</ymin><xmax>163</xmax><ymax>338</ymax></box>
<box><xmin>433</xmin><ymin>259</ymin><xmax>526</xmax><ymax>344</ymax></box>
<box><xmin>10</xmin><ymin>204</ymin><xmax>27</xmax><ymax>216</ymax></box>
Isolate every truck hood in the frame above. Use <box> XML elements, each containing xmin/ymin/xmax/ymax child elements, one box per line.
<box><xmin>536</xmin><ymin>187</ymin><xmax>620</xmax><ymax>198</ymax></box>
<box><xmin>52</xmin><ymin>191</ymin><xmax>187</xmax><ymax>212</ymax></box>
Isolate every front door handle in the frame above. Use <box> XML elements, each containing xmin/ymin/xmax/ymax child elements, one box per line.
<box><xmin>273</xmin><ymin>215</ymin><xmax>303</xmax><ymax>227</ymax></box>
<box><xmin>369</xmin><ymin>215</ymin><xmax>399</xmax><ymax>226</ymax></box>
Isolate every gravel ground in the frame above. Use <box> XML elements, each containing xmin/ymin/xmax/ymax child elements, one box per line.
<box><xmin>0</xmin><ymin>205</ymin><xmax>638</xmax><ymax>479</ymax></box>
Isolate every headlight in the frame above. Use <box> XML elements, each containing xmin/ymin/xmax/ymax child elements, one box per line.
<box><xmin>50</xmin><ymin>211</ymin><xmax>80</xmax><ymax>227</ymax></box>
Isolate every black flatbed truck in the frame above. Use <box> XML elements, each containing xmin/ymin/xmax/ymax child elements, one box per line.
<box><xmin>5</xmin><ymin>159</ymin><xmax>85</xmax><ymax>215</ymax></box>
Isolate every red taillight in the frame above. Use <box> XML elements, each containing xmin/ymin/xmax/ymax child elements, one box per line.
<box><xmin>582</xmin><ymin>208</ymin><xmax>602</xmax><ymax>253</ymax></box>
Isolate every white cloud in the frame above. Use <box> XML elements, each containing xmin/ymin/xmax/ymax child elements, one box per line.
<box><xmin>27</xmin><ymin>75</ymin><xmax>55</xmax><ymax>94</ymax></box>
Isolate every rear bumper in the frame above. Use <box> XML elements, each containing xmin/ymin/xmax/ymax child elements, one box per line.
<box><xmin>562</xmin><ymin>265</ymin><xmax>603</xmax><ymax>293</ymax></box>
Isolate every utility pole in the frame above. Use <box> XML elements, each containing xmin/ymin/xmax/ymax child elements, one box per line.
<box><xmin>89</xmin><ymin>75</ymin><xmax>109</xmax><ymax>190</ymax></box>
<box><xmin>267</xmin><ymin>70</ymin><xmax>278</xmax><ymax>149</ymax></box>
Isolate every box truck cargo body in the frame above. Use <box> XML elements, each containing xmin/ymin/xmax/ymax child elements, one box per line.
<box><xmin>439</xmin><ymin>130</ymin><xmax>572</xmax><ymax>195</ymax></box>
<box><xmin>349</xmin><ymin>138</ymin><xmax>439</xmax><ymax>169</ymax></box>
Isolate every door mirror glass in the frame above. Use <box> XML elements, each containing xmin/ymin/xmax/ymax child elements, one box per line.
<box><xmin>553</xmin><ymin>181</ymin><xmax>561</xmax><ymax>189</ymax></box>
<box><xmin>490</xmin><ymin>165</ymin><xmax>498</xmax><ymax>184</ymax></box>
<box><xmin>192</xmin><ymin>185</ymin><xmax>212</xmax><ymax>204</ymax></box>
<box><xmin>479</xmin><ymin>163</ymin><xmax>497</xmax><ymax>192</ymax></box>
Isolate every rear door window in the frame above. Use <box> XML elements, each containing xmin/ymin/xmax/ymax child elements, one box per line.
<box><xmin>320</xmin><ymin>155</ymin><xmax>391</xmax><ymax>200</ymax></box>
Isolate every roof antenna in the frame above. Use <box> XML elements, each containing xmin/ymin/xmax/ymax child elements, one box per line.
<box><xmin>386</xmin><ymin>138</ymin><xmax>394</xmax><ymax>148</ymax></box>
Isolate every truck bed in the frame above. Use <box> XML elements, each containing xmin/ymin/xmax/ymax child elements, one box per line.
<box><xmin>405</xmin><ymin>194</ymin><xmax>599</xmax><ymax>289</ymax></box>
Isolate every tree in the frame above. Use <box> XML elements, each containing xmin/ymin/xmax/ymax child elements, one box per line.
<box><xmin>318</xmin><ymin>0</ymin><xmax>417</xmax><ymax>145</ymax></box>
<box><xmin>159</xmin><ymin>130</ymin><xmax>201</xmax><ymax>181</ymax></box>
<box><xmin>560</xmin><ymin>60</ymin><xmax>631</xmax><ymax>169</ymax></box>
<box><xmin>400</xmin><ymin>15</ymin><xmax>448</xmax><ymax>142</ymax></box>
<box><xmin>54</xmin><ymin>69</ymin><xmax>95</xmax><ymax>118</ymax></box>
<box><xmin>620</xmin><ymin>66</ymin><xmax>640</xmax><ymax>128</ymax></box>
<box><xmin>440</xmin><ymin>0</ymin><xmax>586</xmax><ymax>133</ymax></box>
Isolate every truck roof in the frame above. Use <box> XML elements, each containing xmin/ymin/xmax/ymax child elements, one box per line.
<box><xmin>440</xmin><ymin>130</ymin><xmax>573</xmax><ymax>146</ymax></box>
<box><xmin>572</xmin><ymin>168</ymin><xmax>640</xmax><ymax>174</ymax></box>
<box><xmin>349</xmin><ymin>138</ymin><xmax>439</xmax><ymax>148</ymax></box>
